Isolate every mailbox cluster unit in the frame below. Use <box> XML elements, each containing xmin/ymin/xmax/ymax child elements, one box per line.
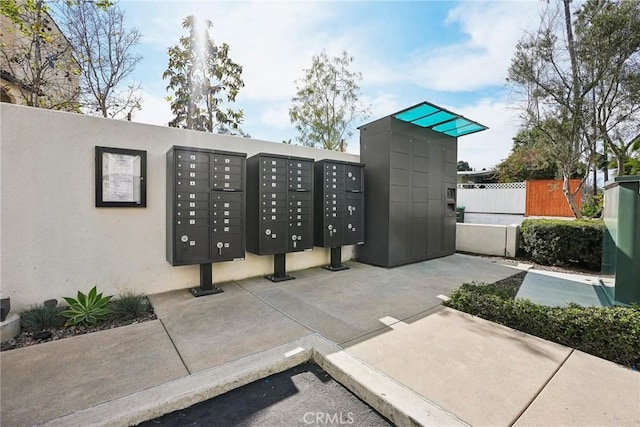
<box><xmin>166</xmin><ymin>146</ymin><xmax>246</xmax><ymax>295</ymax></box>
<box><xmin>314</xmin><ymin>160</ymin><xmax>365</xmax><ymax>270</ymax></box>
<box><xmin>246</xmin><ymin>153</ymin><xmax>315</xmax><ymax>281</ymax></box>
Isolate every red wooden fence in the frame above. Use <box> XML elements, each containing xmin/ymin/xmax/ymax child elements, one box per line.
<box><xmin>525</xmin><ymin>179</ymin><xmax>581</xmax><ymax>217</ymax></box>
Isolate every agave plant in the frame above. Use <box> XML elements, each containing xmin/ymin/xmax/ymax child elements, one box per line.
<box><xmin>61</xmin><ymin>286</ymin><xmax>113</xmax><ymax>327</ymax></box>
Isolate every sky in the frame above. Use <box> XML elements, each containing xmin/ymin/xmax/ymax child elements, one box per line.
<box><xmin>118</xmin><ymin>0</ymin><xmax>550</xmax><ymax>170</ymax></box>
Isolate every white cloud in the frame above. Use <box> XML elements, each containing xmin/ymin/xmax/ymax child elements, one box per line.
<box><xmin>131</xmin><ymin>90</ymin><xmax>172</xmax><ymax>127</ymax></box>
<box><xmin>454</xmin><ymin>98</ymin><xmax>521</xmax><ymax>170</ymax></box>
<box><xmin>419</xmin><ymin>1</ymin><xmax>540</xmax><ymax>90</ymax></box>
<box><xmin>259</xmin><ymin>102</ymin><xmax>292</xmax><ymax>130</ymax></box>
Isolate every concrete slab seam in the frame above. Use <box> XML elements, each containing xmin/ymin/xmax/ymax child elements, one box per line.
<box><xmin>158</xmin><ymin>318</ymin><xmax>192</xmax><ymax>375</ymax></box>
<box><xmin>508</xmin><ymin>348</ymin><xmax>575</xmax><ymax>427</ymax></box>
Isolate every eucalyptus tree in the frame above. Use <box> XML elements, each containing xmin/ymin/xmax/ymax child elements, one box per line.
<box><xmin>508</xmin><ymin>0</ymin><xmax>640</xmax><ymax>217</ymax></box>
<box><xmin>289</xmin><ymin>50</ymin><xmax>370</xmax><ymax>151</ymax></box>
<box><xmin>163</xmin><ymin>15</ymin><xmax>244</xmax><ymax>133</ymax></box>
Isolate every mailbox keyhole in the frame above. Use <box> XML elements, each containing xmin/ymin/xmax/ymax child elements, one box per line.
<box><xmin>216</xmin><ymin>241</ymin><xmax>223</xmax><ymax>255</ymax></box>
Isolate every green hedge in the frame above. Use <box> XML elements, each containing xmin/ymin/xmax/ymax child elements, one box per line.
<box><xmin>445</xmin><ymin>283</ymin><xmax>640</xmax><ymax>368</ymax></box>
<box><xmin>520</xmin><ymin>219</ymin><xmax>604</xmax><ymax>270</ymax></box>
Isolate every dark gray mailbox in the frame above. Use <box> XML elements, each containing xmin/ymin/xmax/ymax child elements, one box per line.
<box><xmin>166</xmin><ymin>146</ymin><xmax>246</xmax><ymax>296</ymax></box>
<box><xmin>314</xmin><ymin>160</ymin><xmax>365</xmax><ymax>270</ymax></box>
<box><xmin>356</xmin><ymin>101</ymin><xmax>487</xmax><ymax>268</ymax></box>
<box><xmin>246</xmin><ymin>153</ymin><xmax>314</xmax><ymax>281</ymax></box>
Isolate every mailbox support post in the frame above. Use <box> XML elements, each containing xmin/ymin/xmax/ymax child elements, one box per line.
<box><xmin>190</xmin><ymin>263</ymin><xmax>224</xmax><ymax>297</ymax></box>
<box><xmin>323</xmin><ymin>247</ymin><xmax>349</xmax><ymax>271</ymax></box>
<box><xmin>266</xmin><ymin>253</ymin><xmax>295</xmax><ymax>282</ymax></box>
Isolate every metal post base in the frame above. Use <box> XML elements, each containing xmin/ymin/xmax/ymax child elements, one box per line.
<box><xmin>265</xmin><ymin>253</ymin><xmax>295</xmax><ymax>282</ymax></box>
<box><xmin>190</xmin><ymin>263</ymin><xmax>224</xmax><ymax>297</ymax></box>
<box><xmin>323</xmin><ymin>247</ymin><xmax>349</xmax><ymax>271</ymax></box>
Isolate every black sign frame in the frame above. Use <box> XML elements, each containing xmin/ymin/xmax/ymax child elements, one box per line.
<box><xmin>95</xmin><ymin>146</ymin><xmax>147</xmax><ymax>207</ymax></box>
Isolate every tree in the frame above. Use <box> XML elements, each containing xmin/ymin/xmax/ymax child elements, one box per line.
<box><xmin>59</xmin><ymin>1</ymin><xmax>142</xmax><ymax>119</ymax></box>
<box><xmin>496</xmin><ymin>127</ymin><xmax>559</xmax><ymax>183</ymax></box>
<box><xmin>1</xmin><ymin>0</ymin><xmax>79</xmax><ymax>109</ymax></box>
<box><xmin>289</xmin><ymin>50</ymin><xmax>370</xmax><ymax>151</ymax></box>
<box><xmin>507</xmin><ymin>0</ymin><xmax>640</xmax><ymax>217</ymax></box>
<box><xmin>163</xmin><ymin>16</ymin><xmax>244</xmax><ymax>133</ymax></box>
<box><xmin>457</xmin><ymin>161</ymin><xmax>472</xmax><ymax>171</ymax></box>
<box><xmin>575</xmin><ymin>0</ymin><xmax>640</xmax><ymax>177</ymax></box>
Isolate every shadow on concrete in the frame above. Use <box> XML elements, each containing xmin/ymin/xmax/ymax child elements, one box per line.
<box><xmin>137</xmin><ymin>362</ymin><xmax>392</xmax><ymax>427</ymax></box>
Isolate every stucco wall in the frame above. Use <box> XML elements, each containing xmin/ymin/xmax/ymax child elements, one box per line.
<box><xmin>456</xmin><ymin>223</ymin><xmax>520</xmax><ymax>257</ymax></box>
<box><xmin>0</xmin><ymin>104</ymin><xmax>359</xmax><ymax>308</ymax></box>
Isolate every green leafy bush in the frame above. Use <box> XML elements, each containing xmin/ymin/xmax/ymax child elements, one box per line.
<box><xmin>109</xmin><ymin>292</ymin><xmax>152</xmax><ymax>322</ymax></box>
<box><xmin>61</xmin><ymin>286</ymin><xmax>113</xmax><ymax>327</ymax></box>
<box><xmin>581</xmin><ymin>193</ymin><xmax>603</xmax><ymax>218</ymax></box>
<box><xmin>20</xmin><ymin>302</ymin><xmax>66</xmax><ymax>331</ymax></box>
<box><xmin>520</xmin><ymin>219</ymin><xmax>604</xmax><ymax>270</ymax></box>
<box><xmin>445</xmin><ymin>283</ymin><xmax>640</xmax><ymax>368</ymax></box>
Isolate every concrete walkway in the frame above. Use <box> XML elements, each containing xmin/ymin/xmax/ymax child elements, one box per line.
<box><xmin>1</xmin><ymin>254</ymin><xmax>638</xmax><ymax>426</ymax></box>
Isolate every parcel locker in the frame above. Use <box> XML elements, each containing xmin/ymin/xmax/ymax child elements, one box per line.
<box><xmin>166</xmin><ymin>146</ymin><xmax>246</xmax><ymax>296</ymax></box>
<box><xmin>355</xmin><ymin>102</ymin><xmax>487</xmax><ymax>268</ymax></box>
<box><xmin>314</xmin><ymin>160</ymin><xmax>365</xmax><ymax>270</ymax></box>
<box><xmin>246</xmin><ymin>153</ymin><xmax>314</xmax><ymax>281</ymax></box>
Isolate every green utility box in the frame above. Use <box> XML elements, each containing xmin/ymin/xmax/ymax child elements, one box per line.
<box><xmin>601</xmin><ymin>175</ymin><xmax>640</xmax><ymax>305</ymax></box>
<box><xmin>456</xmin><ymin>206</ymin><xmax>465</xmax><ymax>223</ymax></box>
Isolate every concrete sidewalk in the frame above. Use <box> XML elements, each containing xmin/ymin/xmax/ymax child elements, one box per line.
<box><xmin>1</xmin><ymin>254</ymin><xmax>638</xmax><ymax>426</ymax></box>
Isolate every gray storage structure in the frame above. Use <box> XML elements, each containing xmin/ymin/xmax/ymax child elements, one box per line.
<box><xmin>246</xmin><ymin>153</ymin><xmax>314</xmax><ymax>281</ymax></box>
<box><xmin>356</xmin><ymin>101</ymin><xmax>487</xmax><ymax>268</ymax></box>
<box><xmin>314</xmin><ymin>159</ymin><xmax>365</xmax><ymax>270</ymax></box>
<box><xmin>166</xmin><ymin>146</ymin><xmax>246</xmax><ymax>296</ymax></box>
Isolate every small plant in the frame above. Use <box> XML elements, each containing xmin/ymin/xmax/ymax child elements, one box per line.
<box><xmin>61</xmin><ymin>286</ymin><xmax>113</xmax><ymax>327</ymax></box>
<box><xmin>109</xmin><ymin>292</ymin><xmax>152</xmax><ymax>322</ymax></box>
<box><xmin>20</xmin><ymin>302</ymin><xmax>66</xmax><ymax>332</ymax></box>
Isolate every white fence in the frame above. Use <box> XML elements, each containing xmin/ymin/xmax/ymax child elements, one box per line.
<box><xmin>457</xmin><ymin>182</ymin><xmax>526</xmax><ymax>214</ymax></box>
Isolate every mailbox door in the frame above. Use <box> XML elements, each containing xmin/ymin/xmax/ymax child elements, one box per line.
<box><xmin>288</xmin><ymin>192</ymin><xmax>313</xmax><ymax>251</ymax></box>
<box><xmin>344</xmin><ymin>192</ymin><xmax>364</xmax><ymax>244</ymax></box>
<box><xmin>344</xmin><ymin>164</ymin><xmax>364</xmax><ymax>192</ymax></box>
<box><xmin>174</xmin><ymin>225</ymin><xmax>210</xmax><ymax>264</ymax></box>
<box><xmin>260</xmin><ymin>220</ymin><xmax>287</xmax><ymax>253</ymax></box>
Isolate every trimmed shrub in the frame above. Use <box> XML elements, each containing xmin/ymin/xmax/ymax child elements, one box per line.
<box><xmin>520</xmin><ymin>219</ymin><xmax>604</xmax><ymax>270</ymax></box>
<box><xmin>445</xmin><ymin>283</ymin><xmax>640</xmax><ymax>368</ymax></box>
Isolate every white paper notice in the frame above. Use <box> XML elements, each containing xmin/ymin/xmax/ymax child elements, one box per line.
<box><xmin>103</xmin><ymin>153</ymin><xmax>140</xmax><ymax>202</ymax></box>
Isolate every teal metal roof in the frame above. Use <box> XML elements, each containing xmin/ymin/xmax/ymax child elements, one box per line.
<box><xmin>393</xmin><ymin>101</ymin><xmax>488</xmax><ymax>137</ymax></box>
